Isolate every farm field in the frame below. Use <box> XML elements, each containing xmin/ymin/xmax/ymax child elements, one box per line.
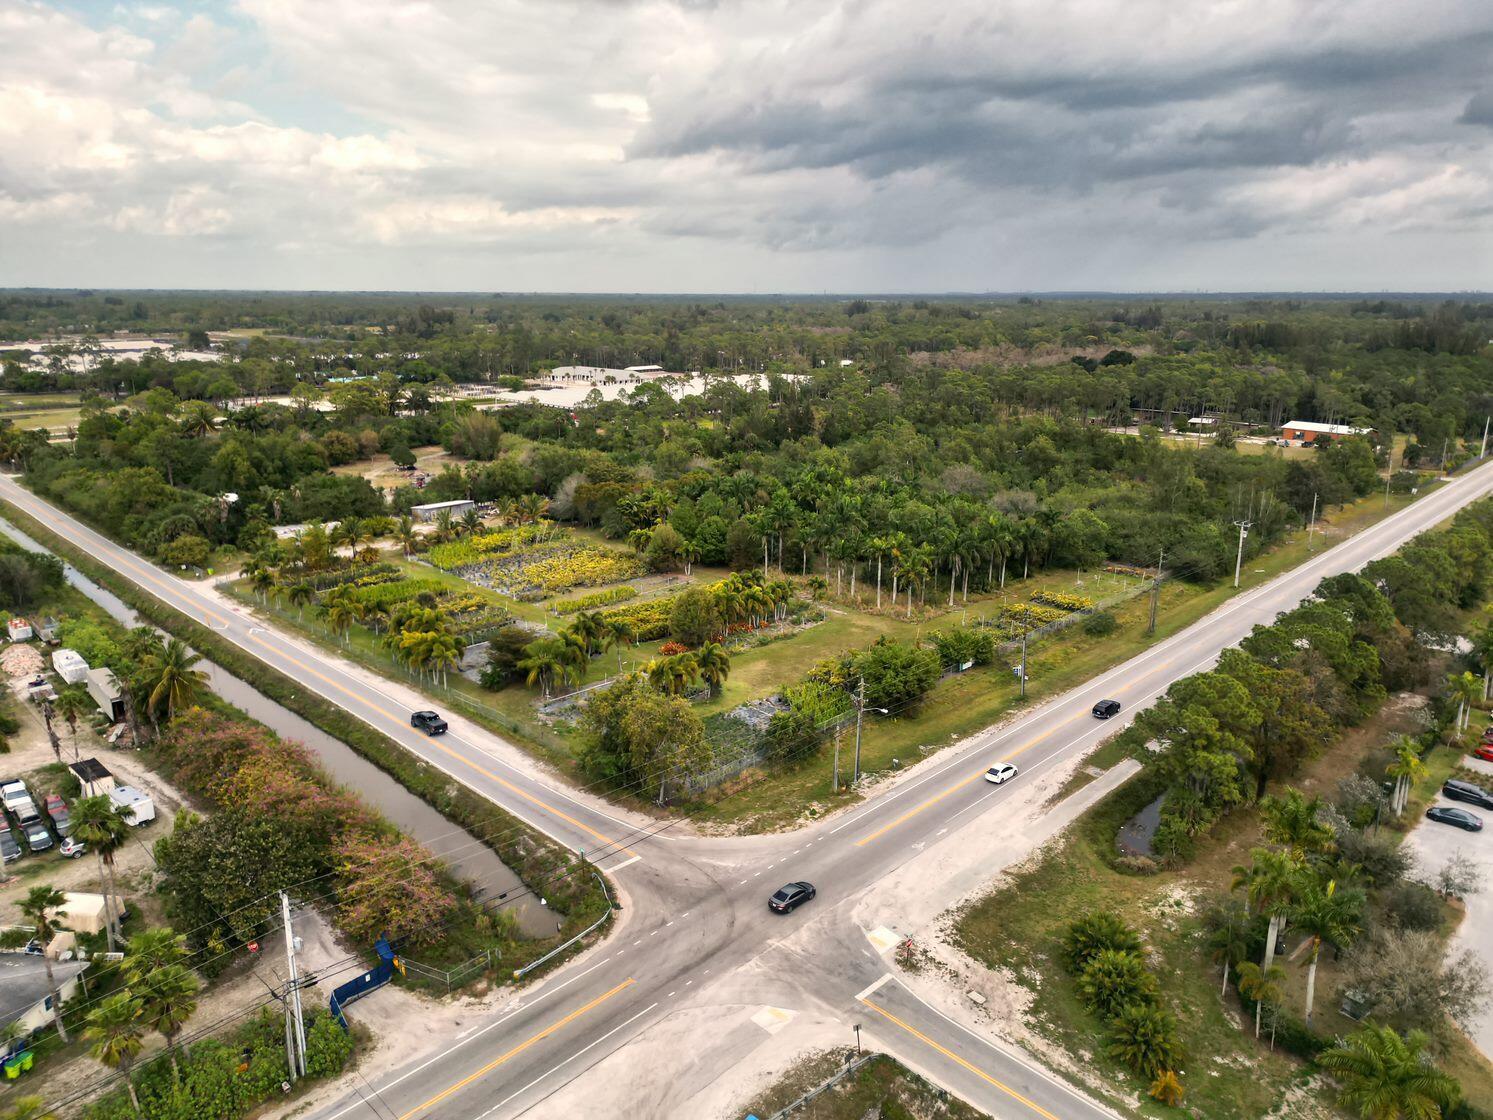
<box><xmin>230</xmin><ymin>478</ymin><xmax>1420</xmax><ymax>831</ymax></box>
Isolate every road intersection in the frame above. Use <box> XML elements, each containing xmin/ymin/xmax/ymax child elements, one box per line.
<box><xmin>6</xmin><ymin>462</ymin><xmax>1493</xmax><ymax>1119</ymax></box>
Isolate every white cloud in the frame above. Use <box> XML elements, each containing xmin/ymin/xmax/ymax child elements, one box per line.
<box><xmin>0</xmin><ymin>0</ymin><xmax>1490</xmax><ymax>289</ymax></box>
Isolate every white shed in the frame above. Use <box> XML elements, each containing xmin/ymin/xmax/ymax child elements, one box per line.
<box><xmin>50</xmin><ymin>649</ymin><xmax>88</xmax><ymax>685</ymax></box>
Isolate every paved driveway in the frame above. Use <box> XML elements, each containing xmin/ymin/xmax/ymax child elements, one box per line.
<box><xmin>1405</xmin><ymin>782</ymin><xmax>1493</xmax><ymax>1058</ymax></box>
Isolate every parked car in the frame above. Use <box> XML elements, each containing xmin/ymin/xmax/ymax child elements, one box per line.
<box><xmin>44</xmin><ymin>794</ymin><xmax>70</xmax><ymax>837</ymax></box>
<box><xmin>1474</xmin><ymin>744</ymin><xmax>1493</xmax><ymax>763</ymax></box>
<box><xmin>58</xmin><ymin>837</ymin><xmax>85</xmax><ymax>859</ymax></box>
<box><xmin>1092</xmin><ymin>699</ymin><xmax>1121</xmax><ymax>719</ymax></box>
<box><xmin>22</xmin><ymin>821</ymin><xmax>51</xmax><ymax>852</ymax></box>
<box><xmin>0</xmin><ymin>822</ymin><xmax>20</xmax><ymax>863</ymax></box>
<box><xmin>984</xmin><ymin>763</ymin><xmax>1018</xmax><ymax>785</ymax></box>
<box><xmin>411</xmin><ymin>710</ymin><xmax>448</xmax><ymax>735</ymax></box>
<box><xmin>0</xmin><ymin>781</ymin><xmax>39</xmax><ymax>824</ymax></box>
<box><xmin>1427</xmin><ymin>806</ymin><xmax>1484</xmax><ymax>832</ymax></box>
<box><xmin>1443</xmin><ymin>780</ymin><xmax>1493</xmax><ymax>811</ymax></box>
<box><xmin>1481</xmin><ymin>725</ymin><xmax>1493</xmax><ymax>744</ymax></box>
<box><xmin>768</xmin><ymin>882</ymin><xmax>816</xmax><ymax>913</ymax></box>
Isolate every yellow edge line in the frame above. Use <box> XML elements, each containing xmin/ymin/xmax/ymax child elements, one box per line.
<box><xmin>18</xmin><ymin>497</ymin><xmax>631</xmax><ymax>856</ymax></box>
<box><xmin>401</xmin><ymin>978</ymin><xmax>636</xmax><ymax>1119</ymax></box>
<box><xmin>860</xmin><ymin>997</ymin><xmax>1059</xmax><ymax>1120</ymax></box>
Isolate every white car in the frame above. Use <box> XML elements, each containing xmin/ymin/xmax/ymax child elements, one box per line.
<box><xmin>59</xmin><ymin>837</ymin><xmax>86</xmax><ymax>859</ymax></box>
<box><xmin>984</xmin><ymin>763</ymin><xmax>1018</xmax><ymax>785</ymax></box>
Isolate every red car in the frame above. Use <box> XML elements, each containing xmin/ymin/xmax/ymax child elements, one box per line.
<box><xmin>1474</xmin><ymin>744</ymin><xmax>1493</xmax><ymax>763</ymax></box>
<box><xmin>1481</xmin><ymin>727</ymin><xmax>1493</xmax><ymax>745</ymax></box>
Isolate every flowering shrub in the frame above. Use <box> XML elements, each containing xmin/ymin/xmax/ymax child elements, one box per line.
<box><xmin>551</xmin><ymin>586</ymin><xmax>638</xmax><ymax>614</ymax></box>
<box><xmin>600</xmin><ymin>595</ymin><xmax>676</xmax><ymax>641</ymax></box>
<box><xmin>347</xmin><ymin>577</ymin><xmax>447</xmax><ymax>607</ymax></box>
<box><xmin>1031</xmin><ymin>590</ymin><xmax>1095</xmax><ymax>612</ymax></box>
<box><xmin>658</xmin><ymin>641</ymin><xmax>689</xmax><ymax>656</ymax></box>
<box><xmin>425</xmin><ymin>523</ymin><xmax>560</xmax><ymax>570</ymax></box>
<box><xmin>335</xmin><ymin>834</ymin><xmax>457</xmax><ymax>946</ymax></box>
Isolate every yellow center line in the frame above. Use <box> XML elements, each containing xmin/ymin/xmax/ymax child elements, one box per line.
<box><xmin>19</xmin><ymin>495</ymin><xmax>633</xmax><ymax>857</ymax></box>
<box><xmin>400</xmin><ymin>978</ymin><xmax>636</xmax><ymax>1119</ymax></box>
<box><xmin>854</xmin><ymin>654</ymin><xmax>1180</xmax><ymax>847</ymax></box>
<box><xmin>860</xmin><ymin>997</ymin><xmax>1059</xmax><ymax>1120</ymax></box>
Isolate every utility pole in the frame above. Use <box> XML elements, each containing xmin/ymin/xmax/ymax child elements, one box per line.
<box><xmin>1146</xmin><ymin>549</ymin><xmax>1164</xmax><ymax>636</ymax></box>
<box><xmin>851</xmin><ymin>678</ymin><xmax>866</xmax><ymax>786</ymax></box>
<box><xmin>280</xmin><ymin>892</ymin><xmax>307</xmax><ymax>1080</ymax></box>
<box><xmin>832</xmin><ymin>725</ymin><xmax>843</xmax><ymax>793</ymax></box>
<box><xmin>1232</xmin><ymin>520</ymin><xmax>1251</xmax><ymax>589</ymax></box>
<box><xmin>1306</xmin><ymin>491</ymin><xmax>1318</xmax><ymax>552</ymax></box>
<box><xmin>1482</xmin><ymin>415</ymin><xmax>1490</xmax><ymax>460</ymax></box>
<box><xmin>1019</xmin><ymin>627</ymin><xmax>1028</xmax><ymax>699</ymax></box>
<box><xmin>1384</xmin><ymin>468</ymin><xmax>1392</xmax><ymax>509</ymax></box>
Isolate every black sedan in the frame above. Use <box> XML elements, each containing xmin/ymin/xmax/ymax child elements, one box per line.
<box><xmin>769</xmin><ymin>882</ymin><xmax>816</xmax><ymax>913</ymax></box>
<box><xmin>411</xmin><ymin>710</ymin><xmax>449</xmax><ymax>735</ymax></box>
<box><xmin>1427</xmin><ymin>806</ymin><xmax>1484</xmax><ymax>832</ymax></box>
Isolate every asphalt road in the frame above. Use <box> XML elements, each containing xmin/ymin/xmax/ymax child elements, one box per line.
<box><xmin>7</xmin><ymin>460</ymin><xmax>1493</xmax><ymax>1120</ymax></box>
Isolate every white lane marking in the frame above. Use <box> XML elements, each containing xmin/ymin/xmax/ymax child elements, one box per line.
<box><xmin>649</xmin><ymin>929</ymin><xmax>658</xmax><ymax>937</ymax></box>
<box><xmin>681</xmin><ymin>912</ymin><xmax>690</xmax><ymax>919</ymax></box>
<box><xmin>479</xmin><ymin>1002</ymin><xmax>660</xmax><ymax>1118</ymax></box>
<box><xmin>323</xmin><ymin>956</ymin><xmax>616</xmax><ymax>1120</ymax></box>
<box><xmin>633</xmin><ymin>940</ymin><xmax>642</xmax><ymax>947</ymax></box>
<box><xmin>855</xmin><ymin>974</ymin><xmax>894</xmax><ymax>1001</ymax></box>
<box><xmin>606</xmin><ymin>854</ymin><xmax>642</xmax><ymax>872</ymax></box>
<box><xmin>665</xmin><ymin>921</ymin><xmax>673</xmax><ymax>927</ymax></box>
<box><xmin>668</xmin><ymin>991</ymin><xmax>676</xmax><ymax>997</ymax></box>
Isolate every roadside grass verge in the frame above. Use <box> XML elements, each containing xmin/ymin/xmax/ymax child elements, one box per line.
<box><xmin>741</xmin><ymin>1049</ymin><xmax>988</xmax><ymax>1120</ymax></box>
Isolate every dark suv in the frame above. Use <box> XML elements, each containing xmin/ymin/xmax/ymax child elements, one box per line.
<box><xmin>769</xmin><ymin>882</ymin><xmax>816</xmax><ymax>913</ymax></box>
<box><xmin>411</xmin><ymin>711</ymin><xmax>448</xmax><ymax>735</ymax></box>
<box><xmin>1443</xmin><ymin>780</ymin><xmax>1493</xmax><ymax>811</ymax></box>
<box><xmin>1092</xmin><ymin>699</ymin><xmax>1121</xmax><ymax>719</ymax></box>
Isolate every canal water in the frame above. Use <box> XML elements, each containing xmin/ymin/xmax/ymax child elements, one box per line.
<box><xmin>0</xmin><ymin>519</ymin><xmax>550</xmax><ymax>937</ymax></box>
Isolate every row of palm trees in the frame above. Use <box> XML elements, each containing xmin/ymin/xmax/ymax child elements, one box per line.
<box><xmin>710</xmin><ymin>572</ymin><xmax>795</xmax><ymax>634</ymax></box>
<box><xmin>519</xmin><ymin>612</ymin><xmax>637</xmax><ymax>699</ymax></box>
<box><xmin>643</xmin><ymin>643</ymin><xmax>730</xmax><ymax>698</ymax></box>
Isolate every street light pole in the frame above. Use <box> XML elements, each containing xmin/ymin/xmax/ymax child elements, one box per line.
<box><xmin>1232</xmin><ymin>520</ymin><xmax>1251</xmax><ymax>589</ymax></box>
<box><xmin>1306</xmin><ymin>491</ymin><xmax>1318</xmax><ymax>552</ymax></box>
<box><xmin>850</xmin><ymin>677</ymin><xmax>888</xmax><ymax>785</ymax></box>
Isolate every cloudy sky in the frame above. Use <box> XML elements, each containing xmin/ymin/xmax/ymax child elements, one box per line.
<box><xmin>2</xmin><ymin>0</ymin><xmax>1491</xmax><ymax>292</ymax></box>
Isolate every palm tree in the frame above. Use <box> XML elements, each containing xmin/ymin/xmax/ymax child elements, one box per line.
<box><xmin>428</xmin><ymin>631</ymin><xmax>462</xmax><ymax>689</ymax></box>
<box><xmin>1107</xmin><ymin>1003</ymin><xmax>1182</xmax><ymax>1079</ymax></box>
<box><xmin>18</xmin><ymin>887</ymin><xmax>69</xmax><ymax>1042</ymax></box>
<box><xmin>1447</xmin><ymin>670</ymin><xmax>1481</xmax><ymax>735</ymax></box>
<box><xmin>1206</xmin><ymin>900</ymin><xmax>1251</xmax><ymax>999</ymax></box>
<box><xmin>123</xmin><ymin>928</ymin><xmax>188</xmax><ymax>981</ymax></box>
<box><xmin>1294</xmin><ymin>876</ymin><xmax>1364</xmax><ymax>1026</ymax></box>
<box><xmin>1319</xmin><ymin>1025</ymin><xmax>1459</xmax><ymax>1120</ymax></box>
<box><xmin>145</xmin><ymin>638</ymin><xmax>207</xmax><ymax>722</ymax></box>
<box><xmin>459</xmin><ymin>507</ymin><xmax>484</xmax><ymax>537</ymax></box>
<box><xmin>85</xmin><ymin>993</ymin><xmax>145</xmax><ymax>1116</ymax></box>
<box><xmin>176</xmin><ymin>400</ymin><xmax>216</xmax><ymax>438</ymax></box>
<box><xmin>517</xmin><ymin>493</ymin><xmax>549</xmax><ymax>523</ymax></box>
<box><xmin>1231</xmin><ymin>847</ymin><xmax>1302</xmax><ymax>982</ymax></box>
<box><xmin>1385</xmin><ymin>736</ymin><xmax>1428</xmax><ymax>816</ymax></box>
<box><xmin>1235</xmin><ymin>960</ymin><xmax>1286</xmax><ymax>1042</ymax></box>
<box><xmin>248</xmin><ymin>564</ymin><xmax>276</xmax><ymax>604</ymax></box>
<box><xmin>54</xmin><ymin>685</ymin><xmax>90</xmax><ymax>756</ymax></box>
<box><xmin>137</xmin><ymin>964</ymin><xmax>198</xmax><ymax>1081</ymax></box>
<box><xmin>601</xmin><ymin>619</ymin><xmax>635</xmax><ymax>674</ymax></box>
<box><xmin>696</xmin><ymin>642</ymin><xmax>731</xmax><ymax>697</ymax></box>
<box><xmin>71</xmin><ymin>796</ymin><xmax>130</xmax><ymax>951</ymax></box>
<box><xmin>519</xmin><ymin>639</ymin><xmax>567</xmax><ymax>700</ymax></box>
<box><xmin>666</xmin><ymin>652</ymin><xmax>701</xmax><ymax>696</ymax></box>
<box><xmin>395</xmin><ymin>515</ymin><xmax>419</xmax><ymax>559</ymax></box>
<box><xmin>568</xmin><ymin>611</ymin><xmax>606</xmax><ymax>657</ymax></box>
<box><xmin>1473</xmin><ymin>620</ymin><xmax>1493</xmax><ymax>702</ymax></box>
<box><xmin>986</xmin><ymin>512</ymin><xmax>1015</xmax><ymax>590</ymax></box>
<box><xmin>319</xmin><ymin>588</ymin><xmax>358</xmax><ymax>646</ymax></box>
<box><xmin>1260</xmin><ymin>789</ymin><xmax>1334</xmax><ymax>857</ymax></box>
<box><xmin>0</xmin><ymin>1095</ymin><xmax>56</xmax><ymax>1120</ymax></box>
<box><xmin>434</xmin><ymin>509</ymin><xmax>456</xmax><ymax>543</ymax></box>
<box><xmin>286</xmin><ymin>581</ymin><xmax>315</xmax><ymax>620</ymax></box>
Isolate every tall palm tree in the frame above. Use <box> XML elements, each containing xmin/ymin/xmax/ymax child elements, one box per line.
<box><xmin>519</xmin><ymin>640</ymin><xmax>567</xmax><ymax>700</ymax></box>
<box><xmin>1231</xmin><ymin>847</ymin><xmax>1302</xmax><ymax>980</ymax></box>
<box><xmin>434</xmin><ymin>509</ymin><xmax>456</xmax><ymax>543</ymax></box>
<box><xmin>1447</xmin><ymin>670</ymin><xmax>1481</xmax><ymax>735</ymax></box>
<box><xmin>1294</xmin><ymin>877</ymin><xmax>1364</xmax><ymax>1026</ymax></box>
<box><xmin>18</xmin><ymin>887</ymin><xmax>69</xmax><ymax>1042</ymax></box>
<box><xmin>395</xmin><ymin>515</ymin><xmax>419</xmax><ymax>559</ymax></box>
<box><xmin>145</xmin><ymin>639</ymin><xmax>207</xmax><ymax>722</ymax></box>
<box><xmin>53</xmin><ymin>685</ymin><xmax>90</xmax><ymax>756</ymax></box>
<box><xmin>286</xmin><ymin>581</ymin><xmax>315</xmax><ymax>620</ymax></box>
<box><xmin>1319</xmin><ymin>1025</ymin><xmax>1459</xmax><ymax>1120</ymax></box>
<box><xmin>1385</xmin><ymin>736</ymin><xmax>1428</xmax><ymax>816</ymax></box>
<box><xmin>1206</xmin><ymin>901</ymin><xmax>1251</xmax><ymax>999</ymax></box>
<box><xmin>248</xmin><ymin>565</ymin><xmax>276</xmax><ymax>604</ymax></box>
<box><xmin>123</xmin><ymin>928</ymin><xmax>188</xmax><ymax>981</ymax></box>
<box><xmin>459</xmin><ymin>507</ymin><xmax>484</xmax><ymax>537</ymax></box>
<box><xmin>986</xmin><ymin>512</ymin><xmax>1015</xmax><ymax>590</ymax></box>
<box><xmin>71</xmin><ymin>796</ymin><xmax>130</xmax><ymax>951</ymax></box>
<box><xmin>601</xmin><ymin>619</ymin><xmax>635</xmax><ymax>674</ymax></box>
<box><xmin>1473</xmin><ymin>621</ymin><xmax>1493</xmax><ymax>702</ymax></box>
<box><xmin>696</xmin><ymin>642</ymin><xmax>731</xmax><ymax>697</ymax></box>
<box><xmin>428</xmin><ymin>631</ymin><xmax>462</xmax><ymax>689</ymax></box>
<box><xmin>568</xmin><ymin>611</ymin><xmax>606</xmax><ymax>657</ymax></box>
<box><xmin>137</xmin><ymin>964</ymin><xmax>198</xmax><ymax>1081</ymax></box>
<box><xmin>85</xmin><ymin>994</ymin><xmax>145</xmax><ymax>1117</ymax></box>
<box><xmin>1236</xmin><ymin>960</ymin><xmax>1286</xmax><ymax>1043</ymax></box>
<box><xmin>319</xmin><ymin>588</ymin><xmax>358</xmax><ymax>646</ymax></box>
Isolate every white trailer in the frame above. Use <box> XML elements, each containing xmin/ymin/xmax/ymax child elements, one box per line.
<box><xmin>85</xmin><ymin>668</ymin><xmax>125</xmax><ymax>723</ymax></box>
<box><xmin>108</xmin><ymin>786</ymin><xmax>154</xmax><ymax>827</ymax></box>
<box><xmin>50</xmin><ymin>649</ymin><xmax>89</xmax><ymax>685</ymax></box>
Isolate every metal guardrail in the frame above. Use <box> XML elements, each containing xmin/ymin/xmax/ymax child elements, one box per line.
<box><xmin>762</xmin><ymin>1052</ymin><xmax>878</xmax><ymax>1119</ymax></box>
<box><xmin>513</xmin><ymin>872</ymin><xmax>614</xmax><ymax>980</ymax></box>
